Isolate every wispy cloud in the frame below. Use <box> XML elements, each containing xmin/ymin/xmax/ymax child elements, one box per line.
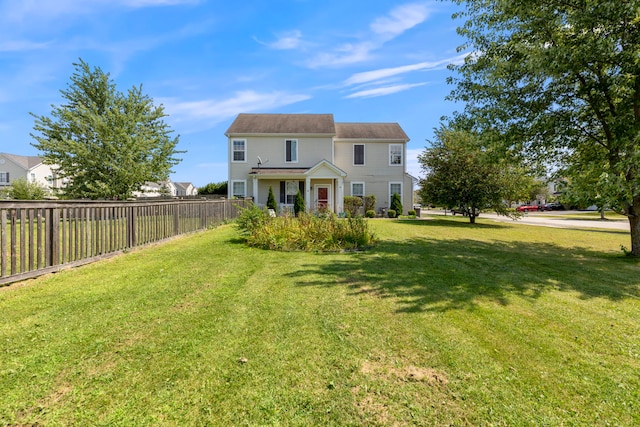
<box><xmin>0</xmin><ymin>40</ymin><xmax>52</xmax><ymax>52</ymax></box>
<box><xmin>305</xmin><ymin>2</ymin><xmax>431</xmax><ymax>68</ymax></box>
<box><xmin>370</xmin><ymin>3</ymin><xmax>431</xmax><ymax>40</ymax></box>
<box><xmin>1</xmin><ymin>0</ymin><xmax>197</xmax><ymax>22</ymax></box>
<box><xmin>345</xmin><ymin>83</ymin><xmax>427</xmax><ymax>99</ymax></box>
<box><xmin>160</xmin><ymin>90</ymin><xmax>311</xmax><ymax>129</ymax></box>
<box><xmin>257</xmin><ymin>30</ymin><xmax>304</xmax><ymax>50</ymax></box>
<box><xmin>344</xmin><ymin>53</ymin><xmax>468</xmax><ymax>86</ymax></box>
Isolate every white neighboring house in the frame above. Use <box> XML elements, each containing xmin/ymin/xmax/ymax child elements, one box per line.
<box><xmin>134</xmin><ymin>181</ymin><xmax>177</xmax><ymax>198</ymax></box>
<box><xmin>226</xmin><ymin>113</ymin><xmax>414</xmax><ymax>214</ymax></box>
<box><xmin>174</xmin><ymin>182</ymin><xmax>198</xmax><ymax>197</ymax></box>
<box><xmin>0</xmin><ymin>152</ymin><xmax>64</xmax><ymax>192</ymax></box>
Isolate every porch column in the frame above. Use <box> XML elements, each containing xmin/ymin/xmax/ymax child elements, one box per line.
<box><xmin>305</xmin><ymin>177</ymin><xmax>311</xmax><ymax>212</ymax></box>
<box><xmin>337</xmin><ymin>177</ymin><xmax>344</xmax><ymax>214</ymax></box>
<box><xmin>252</xmin><ymin>177</ymin><xmax>259</xmax><ymax>204</ymax></box>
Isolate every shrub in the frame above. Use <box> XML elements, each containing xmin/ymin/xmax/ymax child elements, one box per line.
<box><xmin>387</xmin><ymin>209</ymin><xmax>397</xmax><ymax>218</ymax></box>
<box><xmin>7</xmin><ymin>178</ymin><xmax>47</xmax><ymax>200</ymax></box>
<box><xmin>365</xmin><ymin>209</ymin><xmax>376</xmax><ymax>218</ymax></box>
<box><xmin>237</xmin><ymin>211</ymin><xmax>376</xmax><ymax>251</ymax></box>
<box><xmin>266</xmin><ymin>185</ymin><xmax>277</xmax><ymax>210</ymax></box>
<box><xmin>236</xmin><ymin>204</ymin><xmax>269</xmax><ymax>235</ymax></box>
<box><xmin>344</xmin><ymin>196</ymin><xmax>363</xmax><ymax>217</ymax></box>
<box><xmin>408</xmin><ymin>209</ymin><xmax>416</xmax><ymax>217</ymax></box>
<box><xmin>390</xmin><ymin>193</ymin><xmax>403</xmax><ymax>216</ymax></box>
<box><xmin>363</xmin><ymin>195</ymin><xmax>376</xmax><ymax>212</ymax></box>
<box><xmin>294</xmin><ymin>190</ymin><xmax>305</xmax><ymax>216</ymax></box>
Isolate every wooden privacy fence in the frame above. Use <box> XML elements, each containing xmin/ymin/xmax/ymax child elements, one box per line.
<box><xmin>0</xmin><ymin>198</ymin><xmax>250</xmax><ymax>286</ymax></box>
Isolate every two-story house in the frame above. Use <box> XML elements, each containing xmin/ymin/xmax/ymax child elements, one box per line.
<box><xmin>0</xmin><ymin>152</ymin><xmax>63</xmax><ymax>191</ymax></box>
<box><xmin>226</xmin><ymin>113</ymin><xmax>413</xmax><ymax>214</ymax></box>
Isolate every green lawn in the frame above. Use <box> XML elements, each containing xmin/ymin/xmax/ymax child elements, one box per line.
<box><xmin>1</xmin><ymin>217</ymin><xmax>639</xmax><ymax>425</ymax></box>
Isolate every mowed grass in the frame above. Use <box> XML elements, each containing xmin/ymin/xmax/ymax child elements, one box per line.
<box><xmin>1</xmin><ymin>217</ymin><xmax>639</xmax><ymax>426</ymax></box>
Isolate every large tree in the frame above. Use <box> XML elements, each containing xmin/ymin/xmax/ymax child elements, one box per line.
<box><xmin>31</xmin><ymin>60</ymin><xmax>182</xmax><ymax>200</ymax></box>
<box><xmin>418</xmin><ymin>127</ymin><xmax>530</xmax><ymax>223</ymax></box>
<box><xmin>448</xmin><ymin>0</ymin><xmax>640</xmax><ymax>253</ymax></box>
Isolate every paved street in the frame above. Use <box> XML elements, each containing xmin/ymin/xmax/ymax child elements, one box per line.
<box><xmin>423</xmin><ymin>209</ymin><xmax>629</xmax><ymax>231</ymax></box>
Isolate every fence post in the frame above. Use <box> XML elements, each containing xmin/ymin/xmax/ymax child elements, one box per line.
<box><xmin>47</xmin><ymin>208</ymin><xmax>60</xmax><ymax>267</ymax></box>
<box><xmin>127</xmin><ymin>205</ymin><xmax>137</xmax><ymax>248</ymax></box>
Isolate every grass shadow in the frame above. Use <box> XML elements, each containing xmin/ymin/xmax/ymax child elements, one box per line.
<box><xmin>286</xmin><ymin>228</ymin><xmax>640</xmax><ymax>313</ymax></box>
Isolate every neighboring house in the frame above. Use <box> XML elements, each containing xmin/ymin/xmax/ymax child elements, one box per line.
<box><xmin>174</xmin><ymin>182</ymin><xmax>198</xmax><ymax>197</ymax></box>
<box><xmin>0</xmin><ymin>152</ymin><xmax>63</xmax><ymax>191</ymax></box>
<box><xmin>226</xmin><ymin>113</ymin><xmax>413</xmax><ymax>214</ymax></box>
<box><xmin>134</xmin><ymin>180</ymin><xmax>177</xmax><ymax>198</ymax></box>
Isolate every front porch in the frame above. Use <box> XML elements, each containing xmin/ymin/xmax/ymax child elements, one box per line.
<box><xmin>248</xmin><ymin>159</ymin><xmax>347</xmax><ymax>214</ymax></box>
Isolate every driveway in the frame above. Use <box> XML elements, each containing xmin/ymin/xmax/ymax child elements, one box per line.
<box><xmin>424</xmin><ymin>209</ymin><xmax>629</xmax><ymax>231</ymax></box>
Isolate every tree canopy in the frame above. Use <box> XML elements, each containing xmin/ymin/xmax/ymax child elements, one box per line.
<box><xmin>419</xmin><ymin>128</ymin><xmax>530</xmax><ymax>223</ymax></box>
<box><xmin>31</xmin><ymin>59</ymin><xmax>182</xmax><ymax>200</ymax></box>
<box><xmin>448</xmin><ymin>0</ymin><xmax>640</xmax><ymax>253</ymax></box>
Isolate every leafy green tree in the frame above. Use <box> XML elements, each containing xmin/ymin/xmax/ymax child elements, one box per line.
<box><xmin>418</xmin><ymin>128</ymin><xmax>527</xmax><ymax>223</ymax></box>
<box><xmin>266</xmin><ymin>185</ymin><xmax>277</xmax><ymax>210</ymax></box>
<box><xmin>198</xmin><ymin>181</ymin><xmax>228</xmax><ymax>195</ymax></box>
<box><xmin>448</xmin><ymin>0</ymin><xmax>640</xmax><ymax>253</ymax></box>
<box><xmin>7</xmin><ymin>178</ymin><xmax>47</xmax><ymax>200</ymax></box>
<box><xmin>31</xmin><ymin>59</ymin><xmax>182</xmax><ymax>200</ymax></box>
<box><xmin>390</xmin><ymin>193</ymin><xmax>403</xmax><ymax>216</ymax></box>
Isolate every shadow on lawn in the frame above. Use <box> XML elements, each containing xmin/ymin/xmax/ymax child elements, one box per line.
<box><xmin>286</xmin><ymin>222</ymin><xmax>640</xmax><ymax>313</ymax></box>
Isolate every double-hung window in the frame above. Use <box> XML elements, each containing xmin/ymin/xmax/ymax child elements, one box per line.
<box><xmin>231</xmin><ymin>180</ymin><xmax>246</xmax><ymax>198</ymax></box>
<box><xmin>285</xmin><ymin>139</ymin><xmax>298</xmax><ymax>163</ymax></box>
<box><xmin>353</xmin><ymin>144</ymin><xmax>365</xmax><ymax>166</ymax></box>
<box><xmin>389</xmin><ymin>182</ymin><xmax>402</xmax><ymax>204</ymax></box>
<box><xmin>232</xmin><ymin>139</ymin><xmax>246</xmax><ymax>162</ymax></box>
<box><xmin>389</xmin><ymin>144</ymin><xmax>403</xmax><ymax>166</ymax></box>
<box><xmin>0</xmin><ymin>172</ymin><xmax>8</xmax><ymax>185</ymax></box>
<box><xmin>351</xmin><ymin>182</ymin><xmax>364</xmax><ymax>198</ymax></box>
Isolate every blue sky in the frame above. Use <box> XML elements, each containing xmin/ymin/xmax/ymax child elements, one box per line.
<box><xmin>0</xmin><ymin>0</ymin><xmax>467</xmax><ymax>187</ymax></box>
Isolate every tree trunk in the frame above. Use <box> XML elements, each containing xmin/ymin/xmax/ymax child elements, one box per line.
<box><xmin>469</xmin><ymin>214</ymin><xmax>477</xmax><ymax>224</ymax></box>
<box><xmin>629</xmin><ymin>214</ymin><xmax>640</xmax><ymax>256</ymax></box>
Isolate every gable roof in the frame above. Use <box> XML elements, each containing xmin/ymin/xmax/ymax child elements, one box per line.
<box><xmin>335</xmin><ymin>122</ymin><xmax>409</xmax><ymax>141</ymax></box>
<box><xmin>174</xmin><ymin>182</ymin><xmax>194</xmax><ymax>190</ymax></box>
<box><xmin>1</xmin><ymin>153</ymin><xmax>44</xmax><ymax>170</ymax></box>
<box><xmin>225</xmin><ymin>113</ymin><xmax>336</xmax><ymax>136</ymax></box>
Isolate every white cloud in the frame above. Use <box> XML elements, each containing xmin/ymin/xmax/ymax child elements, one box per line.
<box><xmin>0</xmin><ymin>40</ymin><xmax>52</xmax><ymax>52</ymax></box>
<box><xmin>370</xmin><ymin>3</ymin><xmax>431</xmax><ymax>40</ymax></box>
<box><xmin>261</xmin><ymin>30</ymin><xmax>304</xmax><ymax>50</ymax></box>
<box><xmin>344</xmin><ymin>54</ymin><xmax>468</xmax><ymax>86</ymax></box>
<box><xmin>305</xmin><ymin>2</ymin><xmax>432</xmax><ymax>69</ymax></box>
<box><xmin>306</xmin><ymin>42</ymin><xmax>375</xmax><ymax>69</ymax></box>
<box><xmin>345</xmin><ymin>83</ymin><xmax>426</xmax><ymax>99</ymax></box>
<box><xmin>160</xmin><ymin>90</ymin><xmax>311</xmax><ymax>128</ymax></box>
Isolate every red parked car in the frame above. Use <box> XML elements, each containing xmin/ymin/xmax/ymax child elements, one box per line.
<box><xmin>516</xmin><ymin>204</ymin><xmax>542</xmax><ymax>212</ymax></box>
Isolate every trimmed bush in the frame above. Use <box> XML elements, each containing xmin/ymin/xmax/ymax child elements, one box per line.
<box><xmin>365</xmin><ymin>209</ymin><xmax>376</xmax><ymax>218</ymax></box>
<box><xmin>364</xmin><ymin>195</ymin><xmax>376</xmax><ymax>213</ymax></box>
<box><xmin>408</xmin><ymin>209</ymin><xmax>416</xmax><ymax>217</ymax></box>
<box><xmin>344</xmin><ymin>196</ymin><xmax>363</xmax><ymax>217</ymax></box>
<box><xmin>387</xmin><ymin>209</ymin><xmax>397</xmax><ymax>218</ymax></box>
<box><xmin>294</xmin><ymin>190</ymin><xmax>305</xmax><ymax>216</ymax></box>
<box><xmin>390</xmin><ymin>193</ymin><xmax>403</xmax><ymax>216</ymax></box>
<box><xmin>266</xmin><ymin>185</ymin><xmax>277</xmax><ymax>210</ymax></box>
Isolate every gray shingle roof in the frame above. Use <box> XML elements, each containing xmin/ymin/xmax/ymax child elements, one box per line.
<box><xmin>1</xmin><ymin>153</ymin><xmax>43</xmax><ymax>169</ymax></box>
<box><xmin>335</xmin><ymin>122</ymin><xmax>409</xmax><ymax>141</ymax></box>
<box><xmin>225</xmin><ymin>114</ymin><xmax>336</xmax><ymax>135</ymax></box>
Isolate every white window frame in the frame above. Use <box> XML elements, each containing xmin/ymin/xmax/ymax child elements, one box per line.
<box><xmin>389</xmin><ymin>144</ymin><xmax>403</xmax><ymax>166</ymax></box>
<box><xmin>351</xmin><ymin>182</ymin><xmax>365</xmax><ymax>198</ymax></box>
<box><xmin>231</xmin><ymin>180</ymin><xmax>246</xmax><ymax>198</ymax></box>
<box><xmin>353</xmin><ymin>144</ymin><xmax>365</xmax><ymax>166</ymax></box>
<box><xmin>232</xmin><ymin>139</ymin><xmax>246</xmax><ymax>163</ymax></box>
<box><xmin>389</xmin><ymin>182</ymin><xmax>402</xmax><ymax>206</ymax></box>
<box><xmin>285</xmin><ymin>139</ymin><xmax>298</xmax><ymax>163</ymax></box>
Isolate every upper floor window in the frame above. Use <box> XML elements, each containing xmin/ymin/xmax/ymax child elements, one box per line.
<box><xmin>285</xmin><ymin>139</ymin><xmax>298</xmax><ymax>163</ymax></box>
<box><xmin>232</xmin><ymin>139</ymin><xmax>246</xmax><ymax>162</ymax></box>
<box><xmin>353</xmin><ymin>144</ymin><xmax>365</xmax><ymax>166</ymax></box>
<box><xmin>0</xmin><ymin>172</ymin><xmax>9</xmax><ymax>184</ymax></box>
<box><xmin>389</xmin><ymin>144</ymin><xmax>403</xmax><ymax>166</ymax></box>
